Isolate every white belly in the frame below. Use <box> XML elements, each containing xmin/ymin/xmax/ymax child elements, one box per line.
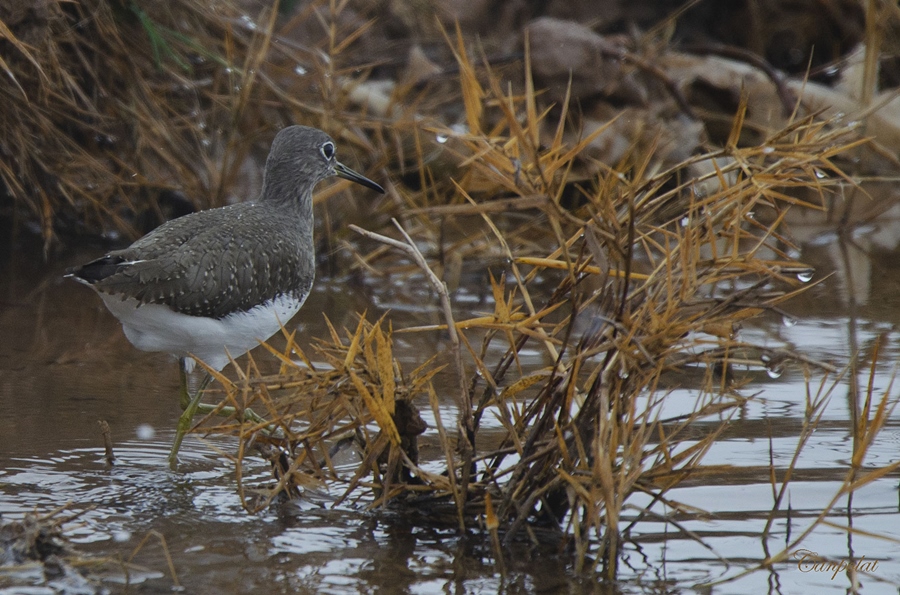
<box><xmin>98</xmin><ymin>292</ymin><xmax>306</xmax><ymax>372</ymax></box>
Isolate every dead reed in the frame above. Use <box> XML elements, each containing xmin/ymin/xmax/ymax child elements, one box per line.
<box><xmin>190</xmin><ymin>30</ymin><xmax>882</xmax><ymax>578</ymax></box>
<box><xmin>0</xmin><ymin>0</ymin><xmax>384</xmax><ymax>253</ymax></box>
<box><xmin>9</xmin><ymin>0</ymin><xmax>895</xmax><ymax>580</ymax></box>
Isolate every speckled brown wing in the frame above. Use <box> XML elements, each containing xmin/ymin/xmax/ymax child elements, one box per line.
<box><xmin>74</xmin><ymin>202</ymin><xmax>315</xmax><ymax>319</ymax></box>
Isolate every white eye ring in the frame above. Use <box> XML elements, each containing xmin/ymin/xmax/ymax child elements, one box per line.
<box><xmin>320</xmin><ymin>142</ymin><xmax>335</xmax><ymax>160</ymax></box>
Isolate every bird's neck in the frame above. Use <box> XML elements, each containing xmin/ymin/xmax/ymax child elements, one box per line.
<box><xmin>259</xmin><ymin>177</ymin><xmax>314</xmax><ymax>216</ymax></box>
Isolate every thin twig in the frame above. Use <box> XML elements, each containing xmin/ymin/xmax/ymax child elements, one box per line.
<box><xmin>350</xmin><ymin>220</ymin><xmax>474</xmax><ymax>529</ymax></box>
<box><xmin>98</xmin><ymin>420</ymin><xmax>115</xmax><ymax>466</ymax></box>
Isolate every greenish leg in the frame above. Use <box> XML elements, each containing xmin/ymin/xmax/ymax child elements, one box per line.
<box><xmin>169</xmin><ymin>360</ymin><xmax>212</xmax><ymax>469</ymax></box>
<box><xmin>168</xmin><ymin>358</ymin><xmax>279</xmax><ymax>470</ymax></box>
<box><xmin>178</xmin><ymin>358</ymin><xmax>193</xmax><ymax>411</ymax></box>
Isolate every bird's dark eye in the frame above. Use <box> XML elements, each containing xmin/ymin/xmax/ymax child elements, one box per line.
<box><xmin>320</xmin><ymin>142</ymin><xmax>335</xmax><ymax>160</ymax></box>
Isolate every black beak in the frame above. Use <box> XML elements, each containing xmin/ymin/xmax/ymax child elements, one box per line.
<box><xmin>335</xmin><ymin>161</ymin><xmax>385</xmax><ymax>194</ymax></box>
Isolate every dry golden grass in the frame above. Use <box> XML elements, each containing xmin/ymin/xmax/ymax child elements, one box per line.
<box><xmin>9</xmin><ymin>0</ymin><xmax>897</xmax><ymax>581</ymax></box>
<box><xmin>186</xmin><ymin>31</ymin><xmax>890</xmax><ymax>577</ymax></box>
<box><xmin>0</xmin><ymin>0</ymin><xmax>384</xmax><ymax>252</ymax></box>
<box><xmin>1</xmin><ymin>0</ymin><xmax>273</xmax><ymax>250</ymax></box>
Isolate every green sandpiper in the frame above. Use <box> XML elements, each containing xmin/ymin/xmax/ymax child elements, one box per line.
<box><xmin>69</xmin><ymin>125</ymin><xmax>384</xmax><ymax>468</ymax></box>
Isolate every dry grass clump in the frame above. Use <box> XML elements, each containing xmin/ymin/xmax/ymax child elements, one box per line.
<box><xmin>194</xmin><ymin>316</ymin><xmax>437</xmax><ymax>510</ymax></box>
<box><xmin>191</xmin><ymin>35</ymin><xmax>874</xmax><ymax>576</ymax></box>
<box><xmin>0</xmin><ymin>0</ymin><xmax>386</xmax><ymax>252</ymax></box>
<box><xmin>7</xmin><ymin>0</ymin><xmax>896</xmax><ymax>583</ymax></box>
<box><xmin>1</xmin><ymin>0</ymin><xmax>270</xmax><ymax>248</ymax></box>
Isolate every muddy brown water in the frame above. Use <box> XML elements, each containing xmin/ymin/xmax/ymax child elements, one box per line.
<box><xmin>2</xmin><ymin>218</ymin><xmax>900</xmax><ymax>594</ymax></box>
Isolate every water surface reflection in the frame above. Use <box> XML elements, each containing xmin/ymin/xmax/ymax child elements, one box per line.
<box><xmin>2</xmin><ymin>228</ymin><xmax>900</xmax><ymax>593</ymax></box>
